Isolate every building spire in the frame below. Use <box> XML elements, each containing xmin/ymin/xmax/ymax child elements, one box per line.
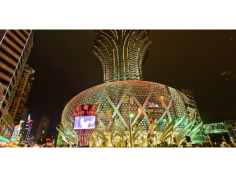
<box><xmin>93</xmin><ymin>30</ymin><xmax>151</xmax><ymax>83</ymax></box>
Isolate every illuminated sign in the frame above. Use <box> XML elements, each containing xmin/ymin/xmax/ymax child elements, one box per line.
<box><xmin>46</xmin><ymin>137</ymin><xmax>50</xmax><ymax>142</ymax></box>
<box><xmin>74</xmin><ymin>105</ymin><xmax>98</xmax><ymax>117</ymax></box>
<box><xmin>74</xmin><ymin>116</ymin><xmax>95</xmax><ymax>129</ymax></box>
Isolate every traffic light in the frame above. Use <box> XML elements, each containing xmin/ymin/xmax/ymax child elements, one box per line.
<box><xmin>173</xmin><ymin>137</ymin><xmax>177</xmax><ymax>143</ymax></box>
<box><xmin>186</xmin><ymin>136</ymin><xmax>191</xmax><ymax>142</ymax></box>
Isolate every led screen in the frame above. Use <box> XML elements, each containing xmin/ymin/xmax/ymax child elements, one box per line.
<box><xmin>74</xmin><ymin>116</ymin><xmax>95</xmax><ymax>129</ymax></box>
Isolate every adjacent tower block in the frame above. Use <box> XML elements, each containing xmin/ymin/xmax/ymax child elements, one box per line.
<box><xmin>0</xmin><ymin>30</ymin><xmax>34</xmax><ymax>139</ymax></box>
<box><xmin>9</xmin><ymin>64</ymin><xmax>35</xmax><ymax>125</ymax></box>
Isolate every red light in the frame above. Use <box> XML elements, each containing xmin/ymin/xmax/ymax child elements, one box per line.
<box><xmin>83</xmin><ymin>105</ymin><xmax>88</xmax><ymax>110</ymax></box>
<box><xmin>76</xmin><ymin>106</ymin><xmax>81</xmax><ymax>112</ymax></box>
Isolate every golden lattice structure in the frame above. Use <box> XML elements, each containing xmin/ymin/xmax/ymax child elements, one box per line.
<box><xmin>93</xmin><ymin>30</ymin><xmax>151</xmax><ymax>83</ymax></box>
<box><xmin>58</xmin><ymin>30</ymin><xmax>203</xmax><ymax>147</ymax></box>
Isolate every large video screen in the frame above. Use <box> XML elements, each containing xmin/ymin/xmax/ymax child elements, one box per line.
<box><xmin>74</xmin><ymin>116</ymin><xmax>95</xmax><ymax>129</ymax></box>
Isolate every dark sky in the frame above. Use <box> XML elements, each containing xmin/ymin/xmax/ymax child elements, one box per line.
<box><xmin>26</xmin><ymin>30</ymin><xmax>236</xmax><ymax>135</ymax></box>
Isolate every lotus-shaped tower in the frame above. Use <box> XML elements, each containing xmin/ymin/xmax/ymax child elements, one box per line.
<box><xmin>58</xmin><ymin>30</ymin><xmax>203</xmax><ymax>147</ymax></box>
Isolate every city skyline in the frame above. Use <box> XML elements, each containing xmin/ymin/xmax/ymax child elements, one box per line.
<box><xmin>24</xmin><ymin>30</ymin><xmax>236</xmax><ymax>135</ymax></box>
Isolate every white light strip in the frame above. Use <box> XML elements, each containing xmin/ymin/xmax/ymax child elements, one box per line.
<box><xmin>0</xmin><ymin>30</ymin><xmax>9</xmax><ymax>106</ymax></box>
<box><xmin>0</xmin><ymin>31</ymin><xmax>8</xmax><ymax>95</ymax></box>
<box><xmin>0</xmin><ymin>82</ymin><xmax>4</xmax><ymax>93</ymax></box>
<box><xmin>0</xmin><ymin>30</ymin><xmax>8</xmax><ymax>46</ymax></box>
<box><xmin>0</xmin><ymin>30</ymin><xmax>32</xmax><ymax>110</ymax></box>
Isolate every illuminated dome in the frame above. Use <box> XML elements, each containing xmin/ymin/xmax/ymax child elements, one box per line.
<box><xmin>57</xmin><ymin>30</ymin><xmax>203</xmax><ymax>147</ymax></box>
<box><xmin>61</xmin><ymin>80</ymin><xmax>202</xmax><ymax>145</ymax></box>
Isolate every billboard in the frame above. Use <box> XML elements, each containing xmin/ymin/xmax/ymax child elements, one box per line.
<box><xmin>74</xmin><ymin>116</ymin><xmax>95</xmax><ymax>129</ymax></box>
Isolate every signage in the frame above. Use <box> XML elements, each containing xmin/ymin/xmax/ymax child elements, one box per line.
<box><xmin>46</xmin><ymin>143</ymin><xmax>54</xmax><ymax>147</ymax></box>
<box><xmin>74</xmin><ymin>116</ymin><xmax>95</xmax><ymax>129</ymax></box>
<box><xmin>74</xmin><ymin>105</ymin><xmax>98</xmax><ymax>117</ymax></box>
<box><xmin>46</xmin><ymin>137</ymin><xmax>50</xmax><ymax>142</ymax></box>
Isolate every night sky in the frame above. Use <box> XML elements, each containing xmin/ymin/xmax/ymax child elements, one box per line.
<box><xmin>26</xmin><ymin>30</ymin><xmax>236</xmax><ymax>135</ymax></box>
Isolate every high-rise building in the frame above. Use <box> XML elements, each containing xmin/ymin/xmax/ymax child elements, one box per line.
<box><xmin>0</xmin><ymin>30</ymin><xmax>34</xmax><ymax>140</ymax></box>
<box><xmin>58</xmin><ymin>30</ymin><xmax>203</xmax><ymax>147</ymax></box>
<box><xmin>9</xmin><ymin>108</ymin><xmax>33</xmax><ymax>146</ymax></box>
<box><xmin>9</xmin><ymin>64</ymin><xmax>35</xmax><ymax>125</ymax></box>
<box><xmin>21</xmin><ymin>114</ymin><xmax>33</xmax><ymax>145</ymax></box>
<box><xmin>48</xmin><ymin>128</ymin><xmax>58</xmax><ymax>146</ymax></box>
<box><xmin>35</xmin><ymin>117</ymin><xmax>50</xmax><ymax>144</ymax></box>
<box><xmin>18</xmin><ymin>108</ymin><xmax>30</xmax><ymax>144</ymax></box>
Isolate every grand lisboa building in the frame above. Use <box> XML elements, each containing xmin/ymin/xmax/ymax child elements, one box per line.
<box><xmin>57</xmin><ymin>30</ymin><xmax>203</xmax><ymax>147</ymax></box>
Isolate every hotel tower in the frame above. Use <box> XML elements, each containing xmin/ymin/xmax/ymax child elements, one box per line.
<box><xmin>0</xmin><ymin>30</ymin><xmax>34</xmax><ymax>140</ymax></box>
